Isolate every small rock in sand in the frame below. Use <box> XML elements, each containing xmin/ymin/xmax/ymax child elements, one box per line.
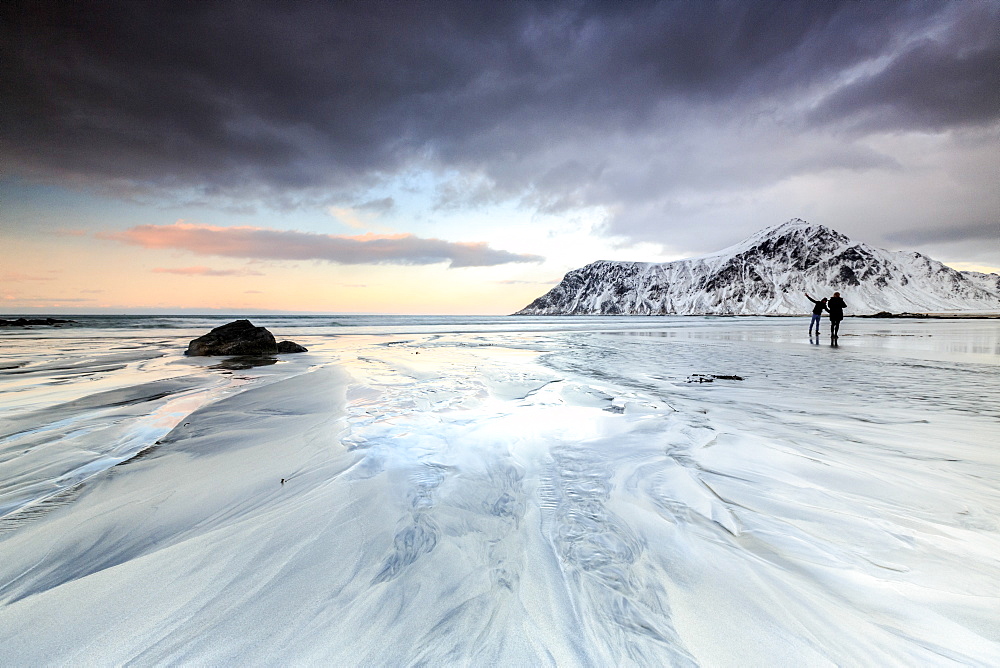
<box><xmin>276</xmin><ymin>340</ymin><xmax>308</xmax><ymax>353</ymax></box>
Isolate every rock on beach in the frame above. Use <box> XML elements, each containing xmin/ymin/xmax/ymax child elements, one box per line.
<box><xmin>185</xmin><ymin>319</ymin><xmax>307</xmax><ymax>356</ymax></box>
<box><xmin>0</xmin><ymin>317</ymin><xmax>75</xmax><ymax>327</ymax></box>
<box><xmin>277</xmin><ymin>340</ymin><xmax>308</xmax><ymax>353</ymax></box>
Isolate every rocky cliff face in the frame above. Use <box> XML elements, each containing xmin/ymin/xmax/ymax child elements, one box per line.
<box><xmin>516</xmin><ymin>219</ymin><xmax>1000</xmax><ymax>315</ymax></box>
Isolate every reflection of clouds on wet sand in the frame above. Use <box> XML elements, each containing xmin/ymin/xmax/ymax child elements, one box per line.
<box><xmin>0</xmin><ymin>319</ymin><xmax>998</xmax><ymax>664</ymax></box>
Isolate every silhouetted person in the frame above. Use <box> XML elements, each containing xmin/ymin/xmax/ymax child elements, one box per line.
<box><xmin>828</xmin><ymin>291</ymin><xmax>846</xmax><ymax>338</ymax></box>
<box><xmin>804</xmin><ymin>293</ymin><xmax>828</xmax><ymax>337</ymax></box>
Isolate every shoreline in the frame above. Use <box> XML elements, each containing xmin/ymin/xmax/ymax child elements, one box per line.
<box><xmin>510</xmin><ymin>311</ymin><xmax>1000</xmax><ymax>318</ymax></box>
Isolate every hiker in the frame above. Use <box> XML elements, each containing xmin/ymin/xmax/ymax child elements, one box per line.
<box><xmin>804</xmin><ymin>293</ymin><xmax>828</xmax><ymax>337</ymax></box>
<box><xmin>828</xmin><ymin>291</ymin><xmax>847</xmax><ymax>338</ymax></box>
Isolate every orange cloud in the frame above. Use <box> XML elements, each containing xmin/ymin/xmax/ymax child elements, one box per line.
<box><xmin>102</xmin><ymin>222</ymin><xmax>543</xmax><ymax>268</ymax></box>
<box><xmin>1</xmin><ymin>273</ymin><xmax>55</xmax><ymax>282</ymax></box>
<box><xmin>327</xmin><ymin>207</ymin><xmax>369</xmax><ymax>230</ymax></box>
<box><xmin>152</xmin><ymin>266</ymin><xmax>265</xmax><ymax>277</ymax></box>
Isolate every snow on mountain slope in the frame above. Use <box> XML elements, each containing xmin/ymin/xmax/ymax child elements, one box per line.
<box><xmin>516</xmin><ymin>219</ymin><xmax>1000</xmax><ymax>315</ymax></box>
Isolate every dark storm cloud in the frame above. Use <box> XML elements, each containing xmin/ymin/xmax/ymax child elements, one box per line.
<box><xmin>885</xmin><ymin>221</ymin><xmax>1000</xmax><ymax>246</ymax></box>
<box><xmin>809</xmin><ymin>3</ymin><xmax>1000</xmax><ymax>131</ymax></box>
<box><xmin>2</xmin><ymin>1</ymin><xmax>967</xmax><ymax>188</ymax></box>
<box><xmin>2</xmin><ymin>0</ymin><xmax>997</xmax><ymax>259</ymax></box>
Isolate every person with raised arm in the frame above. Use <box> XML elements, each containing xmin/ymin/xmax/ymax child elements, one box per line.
<box><xmin>804</xmin><ymin>293</ymin><xmax>828</xmax><ymax>338</ymax></box>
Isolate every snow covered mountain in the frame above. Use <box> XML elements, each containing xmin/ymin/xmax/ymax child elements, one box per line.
<box><xmin>516</xmin><ymin>219</ymin><xmax>1000</xmax><ymax>315</ymax></box>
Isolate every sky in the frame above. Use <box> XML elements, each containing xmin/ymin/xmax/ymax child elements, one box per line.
<box><xmin>2</xmin><ymin>0</ymin><xmax>998</xmax><ymax>315</ymax></box>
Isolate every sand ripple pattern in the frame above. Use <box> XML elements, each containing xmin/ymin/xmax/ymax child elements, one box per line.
<box><xmin>545</xmin><ymin>446</ymin><xmax>696</xmax><ymax>666</ymax></box>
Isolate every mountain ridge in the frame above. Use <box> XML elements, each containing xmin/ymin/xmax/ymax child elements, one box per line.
<box><xmin>515</xmin><ymin>219</ymin><xmax>1000</xmax><ymax>315</ymax></box>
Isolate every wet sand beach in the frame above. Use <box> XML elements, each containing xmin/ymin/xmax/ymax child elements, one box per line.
<box><xmin>1</xmin><ymin>316</ymin><xmax>998</xmax><ymax>665</ymax></box>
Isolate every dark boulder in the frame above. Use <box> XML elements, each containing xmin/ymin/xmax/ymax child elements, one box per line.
<box><xmin>277</xmin><ymin>340</ymin><xmax>308</xmax><ymax>353</ymax></box>
<box><xmin>185</xmin><ymin>319</ymin><xmax>307</xmax><ymax>356</ymax></box>
<box><xmin>186</xmin><ymin>320</ymin><xmax>277</xmax><ymax>356</ymax></box>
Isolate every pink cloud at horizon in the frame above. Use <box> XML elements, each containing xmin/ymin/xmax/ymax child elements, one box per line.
<box><xmin>101</xmin><ymin>222</ymin><xmax>543</xmax><ymax>268</ymax></box>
